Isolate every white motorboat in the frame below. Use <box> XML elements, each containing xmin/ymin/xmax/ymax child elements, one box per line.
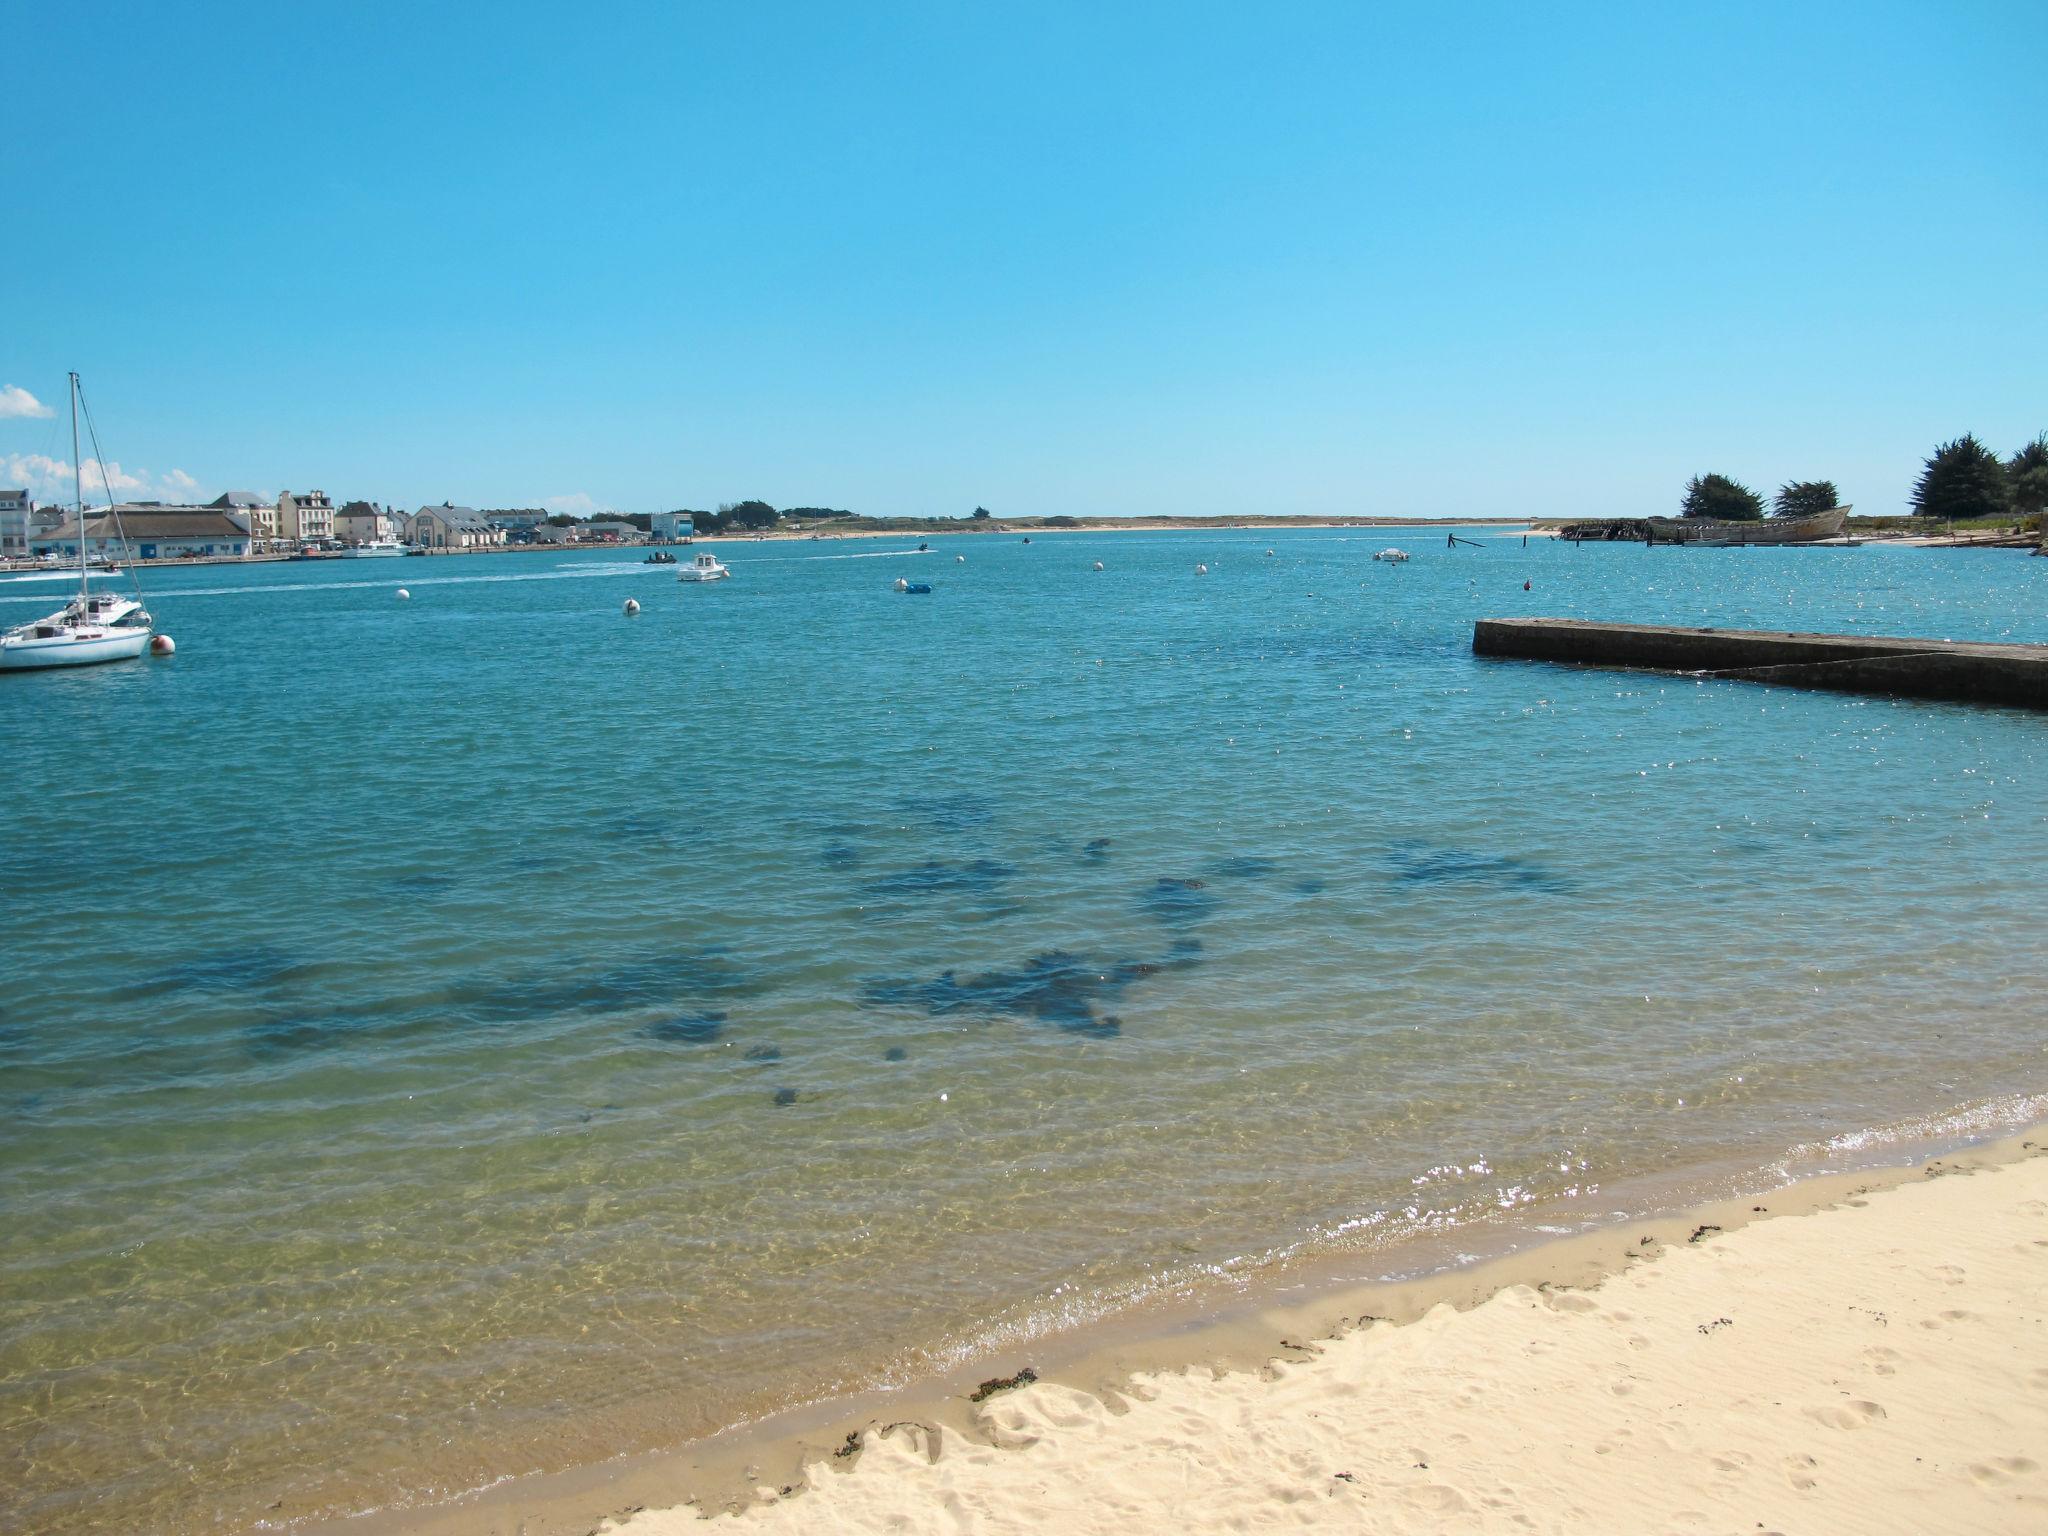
<box><xmin>1373</xmin><ymin>548</ymin><xmax>1411</xmax><ymax>563</ymax></box>
<box><xmin>341</xmin><ymin>537</ymin><xmax>408</xmax><ymax>558</ymax></box>
<box><xmin>0</xmin><ymin>374</ymin><xmax>157</xmax><ymax>671</ymax></box>
<box><xmin>677</xmin><ymin>552</ymin><xmax>731</xmax><ymax>582</ymax></box>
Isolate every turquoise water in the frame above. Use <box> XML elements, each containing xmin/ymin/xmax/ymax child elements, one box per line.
<box><xmin>3</xmin><ymin>530</ymin><xmax>2046</xmax><ymax>1533</ymax></box>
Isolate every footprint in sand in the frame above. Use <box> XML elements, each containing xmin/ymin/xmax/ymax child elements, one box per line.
<box><xmin>1929</xmin><ymin>1263</ymin><xmax>1966</xmax><ymax>1285</ymax></box>
<box><xmin>1806</xmin><ymin>1399</ymin><xmax>1887</xmax><ymax>1430</ymax></box>
<box><xmin>1863</xmin><ymin>1345</ymin><xmax>1902</xmax><ymax>1376</ymax></box>
<box><xmin>1968</xmin><ymin>1457</ymin><xmax>2038</xmax><ymax>1485</ymax></box>
<box><xmin>1783</xmin><ymin>1453</ymin><xmax>1820</xmax><ymax>1491</ymax></box>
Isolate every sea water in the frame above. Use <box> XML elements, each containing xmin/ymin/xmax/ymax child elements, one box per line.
<box><xmin>3</xmin><ymin>530</ymin><xmax>2045</xmax><ymax>1532</ymax></box>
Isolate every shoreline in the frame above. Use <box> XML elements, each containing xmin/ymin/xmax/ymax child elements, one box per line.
<box><xmin>309</xmin><ymin>1103</ymin><xmax>2048</xmax><ymax>1536</ymax></box>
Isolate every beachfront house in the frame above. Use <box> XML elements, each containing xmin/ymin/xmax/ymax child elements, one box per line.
<box><xmin>277</xmin><ymin>490</ymin><xmax>337</xmax><ymax>544</ymax></box>
<box><xmin>406</xmin><ymin>504</ymin><xmax>507</xmax><ymax>550</ymax></box>
<box><xmin>32</xmin><ymin>504</ymin><xmax>254</xmax><ymax>561</ymax></box>
<box><xmin>334</xmin><ymin>501</ymin><xmax>399</xmax><ymax>545</ymax></box>
<box><xmin>211</xmin><ymin>491</ymin><xmax>277</xmax><ymax>543</ymax></box>
<box><xmin>0</xmin><ymin>488</ymin><xmax>30</xmax><ymax>558</ymax></box>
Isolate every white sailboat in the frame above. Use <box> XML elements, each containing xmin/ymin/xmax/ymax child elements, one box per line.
<box><xmin>0</xmin><ymin>374</ymin><xmax>156</xmax><ymax>671</ymax></box>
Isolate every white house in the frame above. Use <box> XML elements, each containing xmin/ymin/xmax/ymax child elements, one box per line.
<box><xmin>278</xmin><ymin>489</ymin><xmax>337</xmax><ymax>543</ymax></box>
<box><xmin>649</xmin><ymin>510</ymin><xmax>695</xmax><ymax>542</ymax></box>
<box><xmin>33</xmin><ymin>505</ymin><xmax>254</xmax><ymax>561</ymax></box>
<box><xmin>334</xmin><ymin>502</ymin><xmax>399</xmax><ymax>545</ymax></box>
<box><xmin>212</xmin><ymin>491</ymin><xmax>277</xmax><ymax>542</ymax></box>
<box><xmin>406</xmin><ymin>504</ymin><xmax>507</xmax><ymax>550</ymax></box>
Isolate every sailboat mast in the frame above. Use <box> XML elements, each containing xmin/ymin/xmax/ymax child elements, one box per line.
<box><xmin>70</xmin><ymin>372</ymin><xmax>86</xmax><ymax>599</ymax></box>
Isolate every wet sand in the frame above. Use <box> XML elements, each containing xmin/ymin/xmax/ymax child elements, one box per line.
<box><xmin>336</xmin><ymin>1131</ymin><xmax>2048</xmax><ymax>1536</ymax></box>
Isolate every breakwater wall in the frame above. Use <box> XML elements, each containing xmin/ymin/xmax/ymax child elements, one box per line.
<box><xmin>1473</xmin><ymin>619</ymin><xmax>2048</xmax><ymax>710</ymax></box>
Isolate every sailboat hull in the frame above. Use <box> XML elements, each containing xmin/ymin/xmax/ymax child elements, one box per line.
<box><xmin>0</xmin><ymin>628</ymin><xmax>151</xmax><ymax>669</ymax></box>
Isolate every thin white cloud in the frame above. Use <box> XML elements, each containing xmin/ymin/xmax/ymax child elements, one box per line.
<box><xmin>163</xmin><ymin>468</ymin><xmax>199</xmax><ymax>494</ymax></box>
<box><xmin>0</xmin><ymin>385</ymin><xmax>55</xmax><ymax>419</ymax></box>
<box><xmin>544</xmin><ymin>492</ymin><xmax>601</xmax><ymax>516</ymax></box>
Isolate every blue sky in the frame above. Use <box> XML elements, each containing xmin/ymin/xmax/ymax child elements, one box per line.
<box><xmin>3</xmin><ymin>1</ymin><xmax>2041</xmax><ymax>518</ymax></box>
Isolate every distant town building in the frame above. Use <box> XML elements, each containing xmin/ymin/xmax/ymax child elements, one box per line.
<box><xmin>406</xmin><ymin>504</ymin><xmax>507</xmax><ymax>550</ymax></box>
<box><xmin>33</xmin><ymin>504</ymin><xmax>254</xmax><ymax>561</ymax></box>
<box><xmin>649</xmin><ymin>511</ymin><xmax>694</xmax><ymax>542</ymax></box>
<box><xmin>483</xmin><ymin>509</ymin><xmax>550</xmax><ymax>532</ymax></box>
<box><xmin>583</xmin><ymin>518</ymin><xmax>643</xmax><ymax>542</ymax></box>
<box><xmin>278</xmin><ymin>489</ymin><xmax>337</xmax><ymax>543</ymax></box>
<box><xmin>211</xmin><ymin>491</ymin><xmax>277</xmax><ymax>542</ymax></box>
<box><xmin>335</xmin><ymin>501</ymin><xmax>400</xmax><ymax>545</ymax></box>
<box><xmin>528</xmin><ymin>522</ymin><xmax>579</xmax><ymax>544</ymax></box>
<box><xmin>0</xmin><ymin>488</ymin><xmax>29</xmax><ymax>557</ymax></box>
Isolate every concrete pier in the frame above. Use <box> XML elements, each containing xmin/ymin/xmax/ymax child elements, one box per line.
<box><xmin>1473</xmin><ymin>618</ymin><xmax>2048</xmax><ymax>710</ymax></box>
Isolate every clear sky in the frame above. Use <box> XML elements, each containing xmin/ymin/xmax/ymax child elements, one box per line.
<box><xmin>3</xmin><ymin>1</ymin><xmax>2041</xmax><ymax>519</ymax></box>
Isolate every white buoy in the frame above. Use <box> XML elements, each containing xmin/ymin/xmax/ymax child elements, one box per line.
<box><xmin>1195</xmin><ymin>563</ymin><xmax>1208</xmax><ymax>575</ymax></box>
<box><xmin>149</xmin><ymin>634</ymin><xmax>175</xmax><ymax>656</ymax></box>
<box><xmin>1092</xmin><ymin>560</ymin><xmax>1104</xmax><ymax>571</ymax></box>
<box><xmin>1265</xmin><ymin>549</ymin><xmax>1275</xmax><ymax>557</ymax></box>
<box><xmin>956</xmin><ymin>554</ymin><xmax>965</xmax><ymax>562</ymax></box>
<box><xmin>396</xmin><ymin>588</ymin><xmax>411</xmax><ymax>600</ymax></box>
<box><xmin>623</xmin><ymin>598</ymin><xmax>640</xmax><ymax>615</ymax></box>
<box><xmin>894</xmin><ymin>577</ymin><xmax>909</xmax><ymax>591</ymax></box>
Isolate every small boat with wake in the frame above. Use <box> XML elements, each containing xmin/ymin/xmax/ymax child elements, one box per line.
<box><xmin>643</xmin><ymin>551</ymin><xmax>678</xmax><ymax>565</ymax></box>
<box><xmin>677</xmin><ymin>552</ymin><xmax>730</xmax><ymax>582</ymax></box>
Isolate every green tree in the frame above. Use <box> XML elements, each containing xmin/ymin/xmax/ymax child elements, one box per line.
<box><xmin>2005</xmin><ymin>435</ymin><xmax>2048</xmax><ymax>519</ymax></box>
<box><xmin>1910</xmin><ymin>436</ymin><xmax>2007</xmax><ymax>521</ymax></box>
<box><xmin>689</xmin><ymin>509</ymin><xmax>723</xmax><ymax>535</ymax></box>
<box><xmin>719</xmin><ymin>500</ymin><xmax>779</xmax><ymax>530</ymax></box>
<box><xmin>1680</xmin><ymin>473</ymin><xmax>1764</xmax><ymax>521</ymax></box>
<box><xmin>971</xmin><ymin>505</ymin><xmax>992</xmax><ymax>520</ymax></box>
<box><xmin>1771</xmin><ymin>480</ymin><xmax>1840</xmax><ymax>519</ymax></box>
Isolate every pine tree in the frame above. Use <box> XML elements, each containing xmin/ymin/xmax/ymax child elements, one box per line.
<box><xmin>1910</xmin><ymin>436</ymin><xmax>2007</xmax><ymax>521</ymax></box>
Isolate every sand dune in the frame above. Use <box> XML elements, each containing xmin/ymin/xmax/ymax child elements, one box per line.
<box><xmin>609</xmin><ymin>1148</ymin><xmax>2048</xmax><ymax>1535</ymax></box>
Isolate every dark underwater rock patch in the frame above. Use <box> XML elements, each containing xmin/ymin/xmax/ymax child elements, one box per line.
<box><xmin>820</xmin><ymin>842</ymin><xmax>863</xmax><ymax>870</ymax></box>
<box><xmin>642</xmin><ymin>1012</ymin><xmax>728</xmax><ymax>1044</ymax></box>
<box><xmin>385</xmin><ymin>871</ymin><xmax>461</xmax><ymax>897</ymax></box>
<box><xmin>883</xmin><ymin>1046</ymin><xmax>908</xmax><ymax>1062</ymax></box>
<box><xmin>1081</xmin><ymin>838</ymin><xmax>1113</xmax><ymax>865</ymax></box>
<box><xmin>1386</xmin><ymin>845</ymin><xmax>1573</xmax><ymax>894</ymax></box>
<box><xmin>862</xmin><ymin>858</ymin><xmax>1019</xmax><ymax>900</ymax></box>
<box><xmin>860</xmin><ymin>943</ymin><xmax>1204</xmax><ymax>1039</ymax></box>
<box><xmin>125</xmin><ymin>945</ymin><xmax>313</xmax><ymax>1000</ymax></box>
<box><xmin>743</xmin><ymin>1044</ymin><xmax>782</xmax><ymax>1063</ymax></box>
<box><xmin>1206</xmin><ymin>855</ymin><xmax>1279</xmax><ymax>881</ymax></box>
<box><xmin>1291</xmin><ymin>877</ymin><xmax>1327</xmax><ymax>896</ymax></box>
<box><xmin>893</xmin><ymin>792</ymin><xmax>996</xmax><ymax>833</ymax></box>
<box><xmin>1137</xmin><ymin>876</ymin><xmax>1219</xmax><ymax>926</ymax></box>
<box><xmin>772</xmin><ymin>1086</ymin><xmax>800</xmax><ymax>1107</ymax></box>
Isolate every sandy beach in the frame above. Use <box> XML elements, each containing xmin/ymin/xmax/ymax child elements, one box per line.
<box><xmin>591</xmin><ymin>1140</ymin><xmax>2048</xmax><ymax>1536</ymax></box>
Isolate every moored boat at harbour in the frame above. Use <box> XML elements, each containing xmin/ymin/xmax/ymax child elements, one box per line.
<box><xmin>0</xmin><ymin>373</ymin><xmax>158</xmax><ymax>672</ymax></box>
<box><xmin>341</xmin><ymin>538</ymin><xmax>408</xmax><ymax>558</ymax></box>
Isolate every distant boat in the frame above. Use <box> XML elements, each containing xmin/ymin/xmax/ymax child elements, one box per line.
<box><xmin>643</xmin><ymin>551</ymin><xmax>677</xmax><ymax>565</ymax></box>
<box><xmin>0</xmin><ymin>373</ymin><xmax>155</xmax><ymax>671</ymax></box>
<box><xmin>1562</xmin><ymin>506</ymin><xmax>1851</xmax><ymax>545</ymax></box>
<box><xmin>678</xmin><ymin>552</ymin><xmax>730</xmax><ymax>582</ymax></box>
<box><xmin>1647</xmin><ymin>506</ymin><xmax>1849</xmax><ymax>546</ymax></box>
<box><xmin>341</xmin><ymin>538</ymin><xmax>408</xmax><ymax>558</ymax></box>
<box><xmin>1374</xmin><ymin>548</ymin><xmax>1411</xmax><ymax>563</ymax></box>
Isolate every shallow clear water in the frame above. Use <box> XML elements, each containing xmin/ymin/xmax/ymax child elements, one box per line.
<box><xmin>3</xmin><ymin>531</ymin><xmax>2045</xmax><ymax>1533</ymax></box>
